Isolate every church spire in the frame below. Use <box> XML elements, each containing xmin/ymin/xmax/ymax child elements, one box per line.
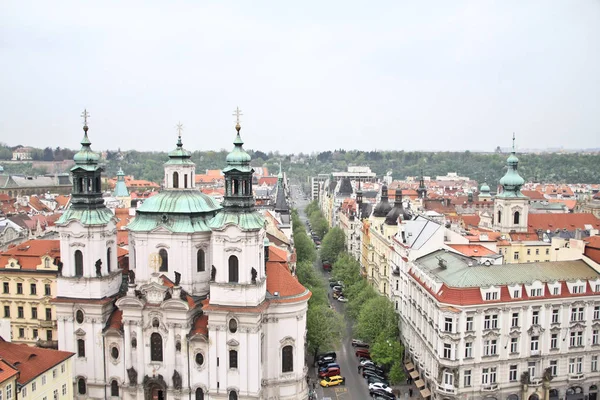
<box><xmin>498</xmin><ymin>133</ymin><xmax>525</xmax><ymax>197</ymax></box>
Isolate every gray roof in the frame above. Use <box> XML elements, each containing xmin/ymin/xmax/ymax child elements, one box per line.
<box><xmin>401</xmin><ymin>216</ymin><xmax>442</xmax><ymax>250</ymax></box>
<box><xmin>10</xmin><ymin>175</ymin><xmax>71</xmax><ymax>188</ymax></box>
<box><xmin>416</xmin><ymin>249</ymin><xmax>600</xmax><ymax>288</ymax></box>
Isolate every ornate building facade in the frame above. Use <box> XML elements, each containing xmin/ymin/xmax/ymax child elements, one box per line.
<box><xmin>53</xmin><ymin>114</ymin><xmax>310</xmax><ymax>400</ymax></box>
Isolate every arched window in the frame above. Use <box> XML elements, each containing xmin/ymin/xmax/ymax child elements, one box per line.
<box><xmin>106</xmin><ymin>247</ymin><xmax>112</xmax><ymax>273</ymax></box>
<box><xmin>77</xmin><ymin>339</ymin><xmax>85</xmax><ymax>357</ymax></box>
<box><xmin>282</xmin><ymin>345</ymin><xmax>293</xmax><ymax>372</ymax></box>
<box><xmin>229</xmin><ymin>349</ymin><xmax>238</xmax><ymax>369</ymax></box>
<box><xmin>159</xmin><ymin>249</ymin><xmax>168</xmax><ymax>272</ymax></box>
<box><xmin>197</xmin><ymin>249</ymin><xmax>205</xmax><ymax>272</ymax></box>
<box><xmin>173</xmin><ymin>171</ymin><xmax>179</xmax><ymax>188</ymax></box>
<box><xmin>111</xmin><ymin>380</ymin><xmax>119</xmax><ymax>396</ymax></box>
<box><xmin>497</xmin><ymin>211</ymin><xmax>502</xmax><ymax>224</ymax></box>
<box><xmin>229</xmin><ymin>391</ymin><xmax>238</xmax><ymax>400</ymax></box>
<box><xmin>74</xmin><ymin>250</ymin><xmax>83</xmax><ymax>277</ymax></box>
<box><xmin>77</xmin><ymin>378</ymin><xmax>86</xmax><ymax>395</ymax></box>
<box><xmin>150</xmin><ymin>333</ymin><xmax>163</xmax><ymax>361</ymax></box>
<box><xmin>228</xmin><ymin>255</ymin><xmax>239</xmax><ymax>283</ymax></box>
<box><xmin>184</xmin><ymin>174</ymin><xmax>188</xmax><ymax>189</ymax></box>
<box><xmin>195</xmin><ymin>388</ymin><xmax>204</xmax><ymax>400</ymax></box>
<box><xmin>514</xmin><ymin>211</ymin><xmax>520</xmax><ymax>225</ymax></box>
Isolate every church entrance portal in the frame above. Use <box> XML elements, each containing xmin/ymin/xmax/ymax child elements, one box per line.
<box><xmin>143</xmin><ymin>375</ymin><xmax>167</xmax><ymax>400</ymax></box>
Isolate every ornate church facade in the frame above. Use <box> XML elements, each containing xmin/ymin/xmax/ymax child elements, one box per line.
<box><xmin>53</xmin><ymin>114</ymin><xmax>310</xmax><ymax>400</ymax></box>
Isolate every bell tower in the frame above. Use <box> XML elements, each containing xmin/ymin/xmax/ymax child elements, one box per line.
<box><xmin>493</xmin><ymin>134</ymin><xmax>529</xmax><ymax>233</ymax></box>
<box><xmin>164</xmin><ymin>122</ymin><xmax>196</xmax><ymax>190</ymax></box>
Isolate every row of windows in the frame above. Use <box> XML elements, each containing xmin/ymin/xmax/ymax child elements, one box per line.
<box><xmin>2</xmin><ymin>282</ymin><xmax>51</xmax><ymax>296</ymax></box>
<box><xmin>461</xmin><ymin>356</ymin><xmax>599</xmax><ymax>387</ymax></box>
<box><xmin>496</xmin><ymin>210</ymin><xmax>521</xmax><ymax>225</ymax></box>
<box><xmin>4</xmin><ymin>305</ymin><xmax>52</xmax><ymax>320</ymax></box>
<box><xmin>21</xmin><ymin>365</ymin><xmax>67</xmax><ymax>398</ymax></box>
<box><xmin>12</xmin><ymin>327</ymin><xmax>53</xmax><ymax>340</ymax></box>
<box><xmin>444</xmin><ymin>306</ymin><xmax>600</xmax><ymax>333</ymax></box>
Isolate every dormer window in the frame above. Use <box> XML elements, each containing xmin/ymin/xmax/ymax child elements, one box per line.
<box><xmin>485</xmin><ymin>291</ymin><xmax>499</xmax><ymax>301</ymax></box>
<box><xmin>530</xmin><ymin>288</ymin><xmax>543</xmax><ymax>297</ymax></box>
<box><xmin>572</xmin><ymin>285</ymin><xmax>585</xmax><ymax>294</ymax></box>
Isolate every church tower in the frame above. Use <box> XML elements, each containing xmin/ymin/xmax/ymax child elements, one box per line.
<box><xmin>54</xmin><ymin>110</ymin><xmax>121</xmax><ymax>399</ymax></box>
<box><xmin>164</xmin><ymin>123</ymin><xmax>196</xmax><ymax>190</ymax></box>
<box><xmin>208</xmin><ymin>108</ymin><xmax>267</xmax><ymax>308</ymax></box>
<box><xmin>493</xmin><ymin>134</ymin><xmax>529</xmax><ymax>233</ymax></box>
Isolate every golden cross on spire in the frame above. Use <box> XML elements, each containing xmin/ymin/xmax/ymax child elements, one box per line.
<box><xmin>176</xmin><ymin>121</ymin><xmax>184</xmax><ymax>137</ymax></box>
<box><xmin>81</xmin><ymin>109</ymin><xmax>90</xmax><ymax>126</ymax></box>
<box><xmin>233</xmin><ymin>107</ymin><xmax>243</xmax><ymax>124</ymax></box>
<box><xmin>512</xmin><ymin>132</ymin><xmax>516</xmax><ymax>152</ymax></box>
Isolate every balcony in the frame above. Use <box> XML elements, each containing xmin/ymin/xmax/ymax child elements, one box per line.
<box><xmin>437</xmin><ymin>386</ymin><xmax>456</xmax><ymax>394</ymax></box>
<box><xmin>530</xmin><ymin>350</ymin><xmax>541</xmax><ymax>357</ymax></box>
<box><xmin>40</xmin><ymin>319</ymin><xmax>55</xmax><ymax>328</ymax></box>
<box><xmin>481</xmin><ymin>384</ymin><xmax>499</xmax><ymax>392</ymax></box>
<box><xmin>530</xmin><ymin>378</ymin><xmax>543</xmax><ymax>387</ymax></box>
<box><xmin>568</xmin><ymin>373</ymin><xmax>585</xmax><ymax>382</ymax></box>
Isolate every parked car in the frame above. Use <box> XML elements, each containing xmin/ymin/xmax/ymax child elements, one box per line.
<box><xmin>352</xmin><ymin>339</ymin><xmax>369</xmax><ymax>348</ymax></box>
<box><xmin>319</xmin><ymin>375</ymin><xmax>345</xmax><ymax>388</ymax></box>
<box><xmin>332</xmin><ymin>291</ymin><xmax>341</xmax><ymax>299</ymax></box>
<box><xmin>359</xmin><ymin>359</ymin><xmax>375</xmax><ymax>367</ymax></box>
<box><xmin>332</xmin><ymin>285</ymin><xmax>343</xmax><ymax>292</ymax></box>
<box><xmin>355</xmin><ymin>348</ymin><xmax>371</xmax><ymax>358</ymax></box>
<box><xmin>369</xmin><ymin>382</ymin><xmax>393</xmax><ymax>393</ymax></box>
<box><xmin>337</xmin><ymin>296</ymin><xmax>348</xmax><ymax>302</ymax></box>
<box><xmin>316</xmin><ymin>351</ymin><xmax>336</xmax><ymax>360</ymax></box>
<box><xmin>371</xmin><ymin>390</ymin><xmax>396</xmax><ymax>400</ymax></box>
<box><xmin>363</xmin><ymin>369</ymin><xmax>386</xmax><ymax>381</ymax></box>
<box><xmin>367</xmin><ymin>375</ymin><xmax>390</xmax><ymax>386</ymax></box>
<box><xmin>318</xmin><ymin>366</ymin><xmax>341</xmax><ymax>378</ymax></box>
<box><xmin>322</xmin><ymin>261</ymin><xmax>331</xmax><ymax>271</ymax></box>
<box><xmin>329</xmin><ymin>281</ymin><xmax>343</xmax><ymax>287</ymax></box>
<box><xmin>317</xmin><ymin>356</ymin><xmax>335</xmax><ymax>367</ymax></box>
<box><xmin>318</xmin><ymin>363</ymin><xmax>340</xmax><ymax>372</ymax></box>
<box><xmin>361</xmin><ymin>365</ymin><xmax>386</xmax><ymax>375</ymax></box>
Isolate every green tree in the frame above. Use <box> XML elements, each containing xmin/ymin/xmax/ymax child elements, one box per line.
<box><xmin>331</xmin><ymin>253</ymin><xmax>361</xmax><ymax>287</ymax></box>
<box><xmin>320</xmin><ymin>227</ymin><xmax>346</xmax><ymax>264</ymax></box>
<box><xmin>345</xmin><ymin>280</ymin><xmax>377</xmax><ymax>320</ymax></box>
<box><xmin>355</xmin><ymin>296</ymin><xmax>398</xmax><ymax>343</ymax></box>
<box><xmin>306</xmin><ymin>304</ymin><xmax>345</xmax><ymax>361</ymax></box>
<box><xmin>294</xmin><ymin>233</ymin><xmax>316</xmax><ymax>264</ymax></box>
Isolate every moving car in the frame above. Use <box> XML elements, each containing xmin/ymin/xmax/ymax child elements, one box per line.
<box><xmin>352</xmin><ymin>339</ymin><xmax>369</xmax><ymax>348</ymax></box>
<box><xmin>322</xmin><ymin>261</ymin><xmax>331</xmax><ymax>271</ymax></box>
<box><xmin>368</xmin><ymin>382</ymin><xmax>393</xmax><ymax>393</ymax></box>
<box><xmin>319</xmin><ymin>375</ymin><xmax>345</xmax><ymax>388</ymax></box>
<box><xmin>318</xmin><ymin>366</ymin><xmax>341</xmax><ymax>378</ymax></box>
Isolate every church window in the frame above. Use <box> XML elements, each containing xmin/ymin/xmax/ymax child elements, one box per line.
<box><xmin>75</xmin><ymin>310</ymin><xmax>84</xmax><ymax>324</ymax></box>
<box><xmin>184</xmin><ymin>174</ymin><xmax>188</xmax><ymax>189</ymax></box>
<box><xmin>74</xmin><ymin>250</ymin><xmax>83</xmax><ymax>277</ymax></box>
<box><xmin>228</xmin><ymin>255</ymin><xmax>239</xmax><ymax>283</ymax></box>
<box><xmin>497</xmin><ymin>211</ymin><xmax>502</xmax><ymax>224</ymax></box>
<box><xmin>514</xmin><ymin>211</ymin><xmax>520</xmax><ymax>225</ymax></box>
<box><xmin>77</xmin><ymin>178</ymin><xmax>83</xmax><ymax>193</ymax></box>
<box><xmin>229</xmin><ymin>391</ymin><xmax>238</xmax><ymax>400</ymax></box>
<box><xmin>150</xmin><ymin>333</ymin><xmax>163</xmax><ymax>361</ymax></box>
<box><xmin>95</xmin><ymin>176</ymin><xmax>101</xmax><ymax>192</ymax></box>
<box><xmin>195</xmin><ymin>352</ymin><xmax>204</xmax><ymax>366</ymax></box>
<box><xmin>77</xmin><ymin>378</ymin><xmax>86</xmax><ymax>395</ymax></box>
<box><xmin>159</xmin><ymin>249</ymin><xmax>168</xmax><ymax>272</ymax></box>
<box><xmin>110</xmin><ymin>380</ymin><xmax>119</xmax><ymax>397</ymax></box>
<box><xmin>282</xmin><ymin>345</ymin><xmax>294</xmax><ymax>372</ymax></box>
<box><xmin>229</xmin><ymin>350</ymin><xmax>238</xmax><ymax>369</ymax></box>
<box><xmin>173</xmin><ymin>171</ymin><xmax>179</xmax><ymax>188</ymax></box>
<box><xmin>106</xmin><ymin>247</ymin><xmax>111</xmax><ymax>273</ymax></box>
<box><xmin>228</xmin><ymin>318</ymin><xmax>238</xmax><ymax>333</ymax></box>
<box><xmin>111</xmin><ymin>346</ymin><xmax>119</xmax><ymax>360</ymax></box>
<box><xmin>197</xmin><ymin>249</ymin><xmax>205</xmax><ymax>272</ymax></box>
<box><xmin>195</xmin><ymin>388</ymin><xmax>205</xmax><ymax>400</ymax></box>
<box><xmin>77</xmin><ymin>339</ymin><xmax>85</xmax><ymax>357</ymax></box>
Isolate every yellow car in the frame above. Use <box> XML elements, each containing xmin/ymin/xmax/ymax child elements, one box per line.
<box><xmin>320</xmin><ymin>375</ymin><xmax>345</xmax><ymax>387</ymax></box>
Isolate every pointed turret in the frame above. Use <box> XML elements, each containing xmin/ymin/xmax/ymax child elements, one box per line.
<box><xmin>164</xmin><ymin>123</ymin><xmax>195</xmax><ymax>190</ymax></box>
<box><xmin>498</xmin><ymin>134</ymin><xmax>525</xmax><ymax>198</ymax></box>
<box><xmin>274</xmin><ymin>164</ymin><xmax>289</xmax><ymax>214</ymax></box>
<box><xmin>417</xmin><ymin>170</ymin><xmax>427</xmax><ymax>199</ymax></box>
<box><xmin>113</xmin><ymin>167</ymin><xmax>130</xmax><ymax>197</ymax></box>
<box><xmin>372</xmin><ymin>185</ymin><xmax>392</xmax><ymax>218</ymax></box>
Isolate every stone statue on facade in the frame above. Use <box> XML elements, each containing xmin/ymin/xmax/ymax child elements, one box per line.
<box><xmin>174</xmin><ymin>271</ymin><xmax>181</xmax><ymax>286</ymax></box>
<box><xmin>251</xmin><ymin>267</ymin><xmax>257</xmax><ymax>283</ymax></box>
<box><xmin>520</xmin><ymin>371</ymin><xmax>530</xmax><ymax>385</ymax></box>
<box><xmin>128</xmin><ymin>269</ymin><xmax>136</xmax><ymax>284</ymax></box>
<box><xmin>127</xmin><ymin>367</ymin><xmax>138</xmax><ymax>385</ymax></box>
<box><xmin>211</xmin><ymin>265</ymin><xmax>216</xmax><ymax>281</ymax></box>
<box><xmin>95</xmin><ymin>259</ymin><xmax>102</xmax><ymax>277</ymax></box>
<box><xmin>542</xmin><ymin>367</ymin><xmax>553</xmax><ymax>383</ymax></box>
<box><xmin>172</xmin><ymin>370</ymin><xmax>182</xmax><ymax>390</ymax></box>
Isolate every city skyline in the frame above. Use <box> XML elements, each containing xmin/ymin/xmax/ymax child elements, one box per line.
<box><xmin>1</xmin><ymin>1</ymin><xmax>599</xmax><ymax>153</ymax></box>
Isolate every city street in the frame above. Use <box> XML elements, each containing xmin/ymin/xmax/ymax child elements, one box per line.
<box><xmin>293</xmin><ymin>187</ymin><xmax>372</xmax><ymax>400</ymax></box>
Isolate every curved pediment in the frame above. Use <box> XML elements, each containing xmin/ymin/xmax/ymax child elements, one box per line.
<box><xmin>161</xmin><ymin>298</ymin><xmax>190</xmax><ymax>311</ymax></box>
<box><xmin>227</xmin><ymin>339</ymin><xmax>239</xmax><ymax>347</ymax></box>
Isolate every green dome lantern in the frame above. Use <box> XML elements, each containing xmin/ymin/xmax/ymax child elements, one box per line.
<box><xmin>497</xmin><ymin>134</ymin><xmax>526</xmax><ymax>198</ymax></box>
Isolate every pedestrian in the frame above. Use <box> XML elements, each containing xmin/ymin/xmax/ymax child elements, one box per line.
<box><xmin>409</xmin><ymin>388</ymin><xmax>413</xmax><ymax>397</ymax></box>
<box><xmin>406</xmin><ymin>378</ymin><xmax>410</xmax><ymax>385</ymax></box>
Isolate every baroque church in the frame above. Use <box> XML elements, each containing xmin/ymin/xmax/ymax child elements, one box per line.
<box><xmin>53</xmin><ymin>115</ymin><xmax>311</xmax><ymax>400</ymax></box>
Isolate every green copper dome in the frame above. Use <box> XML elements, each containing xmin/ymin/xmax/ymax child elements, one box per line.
<box><xmin>135</xmin><ymin>190</ymin><xmax>221</xmax><ymax>215</ymax></box>
<box><xmin>225</xmin><ymin>132</ymin><xmax>252</xmax><ymax>164</ymax></box>
<box><xmin>165</xmin><ymin>135</ymin><xmax>194</xmax><ymax>165</ymax></box>
<box><xmin>497</xmin><ymin>136</ymin><xmax>526</xmax><ymax>198</ymax></box>
<box><xmin>480</xmin><ymin>182</ymin><xmax>491</xmax><ymax>193</ymax></box>
<box><xmin>73</xmin><ymin>128</ymin><xmax>101</xmax><ymax>164</ymax></box>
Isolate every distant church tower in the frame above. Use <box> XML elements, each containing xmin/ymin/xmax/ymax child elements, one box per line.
<box><xmin>54</xmin><ymin>110</ymin><xmax>121</xmax><ymax>399</ymax></box>
<box><xmin>493</xmin><ymin>135</ymin><xmax>529</xmax><ymax>233</ymax></box>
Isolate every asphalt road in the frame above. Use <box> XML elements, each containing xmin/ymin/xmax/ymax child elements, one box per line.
<box><xmin>292</xmin><ymin>186</ymin><xmax>372</xmax><ymax>400</ymax></box>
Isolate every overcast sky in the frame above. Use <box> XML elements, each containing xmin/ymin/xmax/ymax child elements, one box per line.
<box><xmin>1</xmin><ymin>1</ymin><xmax>599</xmax><ymax>154</ymax></box>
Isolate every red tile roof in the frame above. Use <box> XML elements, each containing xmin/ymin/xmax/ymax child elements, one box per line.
<box><xmin>28</xmin><ymin>196</ymin><xmax>51</xmax><ymax>213</ymax></box>
<box><xmin>585</xmin><ymin>236</ymin><xmax>600</xmax><ymax>264</ymax></box>
<box><xmin>460</xmin><ymin>215</ymin><xmax>480</xmax><ymax>228</ymax></box>
<box><xmin>190</xmin><ymin>314</ymin><xmax>208</xmax><ymax>336</ymax></box>
<box><xmin>447</xmin><ymin>244</ymin><xmax>496</xmax><ymax>257</ymax></box>
<box><xmin>0</xmin><ymin>338</ymin><xmax>74</xmax><ymax>384</ymax></box>
<box><xmin>266</xmin><ymin>260</ymin><xmax>310</xmax><ymax>302</ymax></box>
<box><xmin>106</xmin><ymin>309</ymin><xmax>123</xmax><ymax>331</ymax></box>
<box><xmin>0</xmin><ymin>239</ymin><xmax>60</xmax><ymax>270</ymax></box>
<box><xmin>527</xmin><ymin>213</ymin><xmax>600</xmax><ymax>232</ymax></box>
<box><xmin>269</xmin><ymin>246</ymin><xmax>288</xmax><ymax>263</ymax></box>
<box><xmin>521</xmin><ymin>190</ymin><xmax>546</xmax><ymax>200</ymax></box>
<box><xmin>0</xmin><ymin>358</ymin><xmax>19</xmax><ymax>384</ymax></box>
<box><xmin>258</xmin><ymin>177</ymin><xmax>278</xmax><ymax>186</ymax></box>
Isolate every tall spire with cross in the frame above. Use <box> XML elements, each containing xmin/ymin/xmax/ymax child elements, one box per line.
<box><xmin>512</xmin><ymin>132</ymin><xmax>516</xmax><ymax>153</ymax></box>
<box><xmin>233</xmin><ymin>106</ymin><xmax>243</xmax><ymax>132</ymax></box>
